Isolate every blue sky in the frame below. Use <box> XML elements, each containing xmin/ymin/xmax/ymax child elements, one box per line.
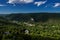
<box><xmin>0</xmin><ymin>0</ymin><xmax>60</xmax><ymax>14</ymax></box>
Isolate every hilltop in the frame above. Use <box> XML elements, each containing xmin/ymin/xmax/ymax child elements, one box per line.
<box><xmin>4</xmin><ymin>13</ymin><xmax>60</xmax><ymax>22</ymax></box>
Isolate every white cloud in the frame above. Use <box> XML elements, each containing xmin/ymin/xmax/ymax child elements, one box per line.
<box><xmin>7</xmin><ymin>0</ymin><xmax>34</xmax><ymax>5</ymax></box>
<box><xmin>0</xmin><ymin>4</ymin><xmax>6</xmax><ymax>6</ymax></box>
<box><xmin>34</xmin><ymin>0</ymin><xmax>47</xmax><ymax>7</ymax></box>
<box><xmin>20</xmin><ymin>0</ymin><xmax>34</xmax><ymax>3</ymax></box>
<box><xmin>53</xmin><ymin>3</ymin><xmax>60</xmax><ymax>7</ymax></box>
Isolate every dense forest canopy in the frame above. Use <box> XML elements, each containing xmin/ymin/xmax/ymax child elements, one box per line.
<box><xmin>5</xmin><ymin>13</ymin><xmax>60</xmax><ymax>22</ymax></box>
<box><xmin>0</xmin><ymin>13</ymin><xmax>60</xmax><ymax>40</ymax></box>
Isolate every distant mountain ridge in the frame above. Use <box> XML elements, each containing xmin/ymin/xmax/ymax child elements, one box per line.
<box><xmin>4</xmin><ymin>13</ymin><xmax>60</xmax><ymax>22</ymax></box>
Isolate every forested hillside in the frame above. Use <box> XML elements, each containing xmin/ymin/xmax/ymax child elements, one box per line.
<box><xmin>6</xmin><ymin>13</ymin><xmax>60</xmax><ymax>22</ymax></box>
<box><xmin>0</xmin><ymin>13</ymin><xmax>60</xmax><ymax>40</ymax></box>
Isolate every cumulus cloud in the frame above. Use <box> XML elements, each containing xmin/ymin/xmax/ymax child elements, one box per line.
<box><xmin>34</xmin><ymin>0</ymin><xmax>47</xmax><ymax>7</ymax></box>
<box><xmin>53</xmin><ymin>3</ymin><xmax>60</xmax><ymax>7</ymax></box>
<box><xmin>7</xmin><ymin>0</ymin><xmax>34</xmax><ymax>4</ymax></box>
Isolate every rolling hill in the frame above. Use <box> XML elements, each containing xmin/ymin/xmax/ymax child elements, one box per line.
<box><xmin>0</xmin><ymin>13</ymin><xmax>60</xmax><ymax>40</ymax></box>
